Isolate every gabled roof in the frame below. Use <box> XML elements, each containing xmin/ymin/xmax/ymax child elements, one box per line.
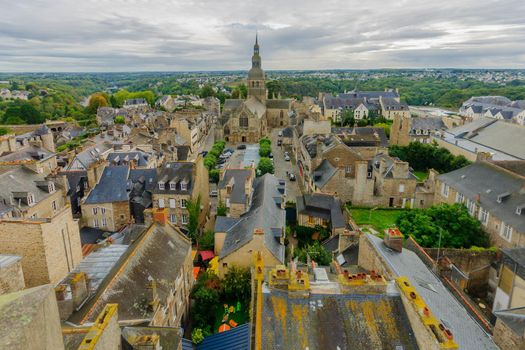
<box><xmin>296</xmin><ymin>193</ymin><xmax>346</xmax><ymax>229</ymax></box>
<box><xmin>77</xmin><ymin>223</ymin><xmax>191</xmax><ymax>323</ymax></box>
<box><xmin>0</xmin><ymin>145</ymin><xmax>55</xmax><ymax>163</ymax></box>
<box><xmin>153</xmin><ymin>162</ymin><xmax>194</xmax><ymax>195</ymax></box>
<box><xmin>0</xmin><ymin>166</ymin><xmax>59</xmax><ymax>209</ymax></box>
<box><xmin>266</xmin><ymin>99</ymin><xmax>291</xmax><ymax>110</ymax></box>
<box><xmin>84</xmin><ymin>165</ymin><xmax>131</xmax><ymax>204</ymax></box>
<box><xmin>410</xmin><ymin>117</ymin><xmax>444</xmax><ymax>132</ymax></box>
<box><xmin>197</xmin><ymin>323</ymin><xmax>251</xmax><ymax>350</ymax></box>
<box><xmin>312</xmin><ymin>159</ymin><xmax>337</xmax><ymax>189</ymax></box>
<box><xmin>218</xmin><ymin>169</ymin><xmax>253</xmax><ymax>204</ymax></box>
<box><xmin>217</xmin><ymin>174</ymin><xmax>285</xmax><ymax>263</ymax></box>
<box><xmin>367</xmin><ymin>234</ymin><xmax>497</xmax><ymax>349</ymax></box>
<box><xmin>437</xmin><ymin>161</ymin><xmax>525</xmax><ymax>232</ymax></box>
<box><xmin>59</xmin><ymin>170</ymin><xmax>87</xmax><ymax>196</ymax></box>
<box><xmin>107</xmin><ymin>151</ymin><xmax>151</xmax><ymax>167</ymax></box>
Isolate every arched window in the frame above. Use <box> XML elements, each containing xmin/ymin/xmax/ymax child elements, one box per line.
<box><xmin>224</xmin><ymin>126</ymin><xmax>230</xmax><ymax>135</ymax></box>
<box><xmin>240</xmin><ymin>115</ymin><xmax>248</xmax><ymax>128</ymax></box>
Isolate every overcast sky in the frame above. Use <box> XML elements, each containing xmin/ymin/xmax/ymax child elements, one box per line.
<box><xmin>1</xmin><ymin>0</ymin><xmax>525</xmax><ymax>72</ymax></box>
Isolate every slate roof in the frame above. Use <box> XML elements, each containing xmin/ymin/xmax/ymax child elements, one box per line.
<box><xmin>439</xmin><ymin>118</ymin><xmax>525</xmax><ymax>160</ymax></box>
<box><xmin>217</xmin><ymin>174</ymin><xmax>285</xmax><ymax>263</ymax></box>
<box><xmin>493</xmin><ymin>307</ymin><xmax>525</xmax><ymax>336</ymax></box>
<box><xmin>381</xmin><ymin>97</ymin><xmax>409</xmax><ymax>110</ymax></box>
<box><xmin>153</xmin><ymin>162</ymin><xmax>194</xmax><ymax>195</ymax></box>
<box><xmin>367</xmin><ymin>234</ymin><xmax>497</xmax><ymax>349</ymax></box>
<box><xmin>68</xmin><ymin>143</ymin><xmax>112</xmax><ymax>170</ymax></box>
<box><xmin>296</xmin><ymin>193</ymin><xmax>346</xmax><ymax>229</ymax></box>
<box><xmin>214</xmin><ymin>216</ymin><xmax>241</xmax><ymax>233</ymax></box>
<box><xmin>332</xmin><ymin>127</ymin><xmax>389</xmax><ymax>147</ymax></box>
<box><xmin>107</xmin><ymin>151</ymin><xmax>151</xmax><ymax>167</ymax></box>
<box><xmin>371</xmin><ymin>153</ymin><xmax>417</xmax><ymax>180</ymax></box>
<box><xmin>124</xmin><ymin>98</ymin><xmax>147</xmax><ymax>106</ymax></box>
<box><xmin>312</xmin><ymin>159</ymin><xmax>337</xmax><ymax>189</ymax></box>
<box><xmin>84</xmin><ymin>165</ymin><xmax>131</xmax><ymax>204</ymax></box>
<box><xmin>79</xmin><ymin>227</ymin><xmax>108</xmax><ymax>244</ymax></box>
<box><xmin>78</xmin><ymin>223</ymin><xmax>191</xmax><ymax>323</ymax></box>
<box><xmin>0</xmin><ymin>166</ymin><xmax>59</xmax><ymax>209</ymax></box>
<box><xmin>261</xmin><ymin>289</ymin><xmax>418</xmax><ymax>350</ymax></box>
<box><xmin>218</xmin><ymin>169</ymin><xmax>253</xmax><ymax>204</ymax></box>
<box><xmin>223</xmin><ymin>99</ymin><xmax>243</xmax><ymax>111</ymax></box>
<box><xmin>437</xmin><ymin>161</ymin><xmax>525</xmax><ymax>233</ymax></box>
<box><xmin>0</xmin><ymin>145</ymin><xmax>54</xmax><ymax>163</ymax></box>
<box><xmin>266</xmin><ymin>99</ymin><xmax>291</xmax><ymax>109</ymax></box>
<box><xmin>301</xmin><ymin>134</ymin><xmax>336</xmax><ymax>158</ymax></box>
<box><xmin>59</xmin><ymin>170</ymin><xmax>87</xmax><ymax>196</ymax></box>
<box><xmin>410</xmin><ymin>117</ymin><xmax>445</xmax><ymax>133</ymax></box>
<box><xmin>197</xmin><ymin>323</ymin><xmax>251</xmax><ymax>350</ymax></box>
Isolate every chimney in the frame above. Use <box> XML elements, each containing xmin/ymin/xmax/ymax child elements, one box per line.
<box><xmin>153</xmin><ymin>208</ymin><xmax>168</xmax><ymax>225</ymax></box>
<box><xmin>476</xmin><ymin>152</ymin><xmax>493</xmax><ymax>163</ymax></box>
<box><xmin>384</xmin><ymin>227</ymin><xmax>403</xmax><ymax>252</ymax></box>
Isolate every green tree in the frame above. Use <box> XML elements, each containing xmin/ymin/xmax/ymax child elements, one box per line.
<box><xmin>87</xmin><ymin>93</ymin><xmax>108</xmax><ymax>114</ymax></box>
<box><xmin>222</xmin><ymin>266</ymin><xmax>251</xmax><ymax>307</ymax></box>
<box><xmin>217</xmin><ymin>201</ymin><xmax>227</xmax><ymax>216</ymax></box>
<box><xmin>259</xmin><ymin>143</ymin><xmax>271</xmax><ymax>157</ymax></box>
<box><xmin>396</xmin><ymin>203</ymin><xmax>489</xmax><ymax>248</ymax></box>
<box><xmin>109</xmin><ymin>95</ymin><xmax>118</xmax><ymax>108</ymax></box>
<box><xmin>200</xmin><ymin>85</ymin><xmax>216</xmax><ymax>98</ymax></box>
<box><xmin>340</xmin><ymin>109</ymin><xmax>354</xmax><ymax>127</ymax></box>
<box><xmin>294</xmin><ymin>241</ymin><xmax>332</xmax><ymax>266</ymax></box>
<box><xmin>0</xmin><ymin>127</ymin><xmax>10</xmax><ymax>135</ymax></box>
<box><xmin>257</xmin><ymin>157</ymin><xmax>274</xmax><ymax>176</ymax></box>
<box><xmin>192</xmin><ymin>328</ymin><xmax>205</xmax><ymax>344</ymax></box>
<box><xmin>114</xmin><ymin>115</ymin><xmax>125</xmax><ymax>124</ymax></box>
<box><xmin>186</xmin><ymin>195</ymin><xmax>202</xmax><ymax>242</ymax></box>
<box><xmin>209</xmin><ymin>169</ymin><xmax>220</xmax><ymax>183</ymax></box>
<box><xmin>198</xmin><ymin>230</ymin><xmax>215</xmax><ymax>251</ymax></box>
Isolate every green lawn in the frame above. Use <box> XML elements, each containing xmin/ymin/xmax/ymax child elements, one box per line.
<box><xmin>413</xmin><ymin>171</ymin><xmax>428</xmax><ymax>181</ymax></box>
<box><xmin>347</xmin><ymin>207</ymin><xmax>407</xmax><ymax>235</ymax></box>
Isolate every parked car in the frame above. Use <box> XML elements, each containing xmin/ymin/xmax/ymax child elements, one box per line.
<box><xmin>277</xmin><ymin>139</ymin><xmax>282</xmax><ymax>146</ymax></box>
<box><xmin>209</xmin><ymin>190</ymin><xmax>218</xmax><ymax>197</ymax></box>
<box><xmin>269</xmin><ymin>153</ymin><xmax>273</xmax><ymax>158</ymax></box>
<box><xmin>284</xmin><ymin>154</ymin><xmax>290</xmax><ymax>161</ymax></box>
<box><xmin>225</xmin><ymin>148</ymin><xmax>235</xmax><ymax>153</ymax></box>
<box><xmin>237</xmin><ymin>144</ymin><xmax>247</xmax><ymax>150</ymax></box>
<box><xmin>278</xmin><ymin>131</ymin><xmax>283</xmax><ymax>137</ymax></box>
<box><xmin>201</xmin><ymin>151</ymin><xmax>208</xmax><ymax>157</ymax></box>
<box><xmin>289</xmin><ymin>173</ymin><xmax>296</xmax><ymax>181</ymax></box>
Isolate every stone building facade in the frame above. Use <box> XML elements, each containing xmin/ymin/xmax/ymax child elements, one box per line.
<box><xmin>0</xmin><ymin>206</ymin><xmax>82</xmax><ymax>287</ymax></box>
<box><xmin>0</xmin><ymin>255</ymin><xmax>25</xmax><ymax>294</ymax></box>
<box><xmin>217</xmin><ymin>35</ymin><xmax>291</xmax><ymax>143</ymax></box>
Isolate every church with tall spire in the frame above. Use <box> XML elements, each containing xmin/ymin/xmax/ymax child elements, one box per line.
<box><xmin>217</xmin><ymin>34</ymin><xmax>292</xmax><ymax>143</ymax></box>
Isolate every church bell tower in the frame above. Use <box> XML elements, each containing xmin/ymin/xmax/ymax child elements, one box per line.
<box><xmin>247</xmin><ymin>33</ymin><xmax>266</xmax><ymax>102</ymax></box>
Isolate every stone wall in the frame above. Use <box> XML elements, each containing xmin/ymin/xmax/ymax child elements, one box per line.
<box><xmin>493</xmin><ymin>317</ymin><xmax>524</xmax><ymax>349</ymax></box>
<box><xmin>0</xmin><ymin>257</ymin><xmax>25</xmax><ymax>294</ymax></box>
<box><xmin>357</xmin><ymin>234</ymin><xmax>394</xmax><ymax>279</ymax></box>
<box><xmin>0</xmin><ymin>206</ymin><xmax>82</xmax><ymax>287</ymax></box>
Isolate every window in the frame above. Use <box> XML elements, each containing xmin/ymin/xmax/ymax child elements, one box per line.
<box><xmin>226</xmin><ymin>198</ymin><xmax>230</xmax><ymax>208</ymax></box>
<box><xmin>93</xmin><ymin>219</ymin><xmax>99</xmax><ymax>227</ymax></box>
<box><xmin>48</xmin><ymin>183</ymin><xmax>55</xmax><ymax>193</ymax></box>
<box><xmin>169</xmin><ymin>199</ymin><xmax>176</xmax><ymax>208</ymax></box>
<box><xmin>223</xmin><ymin>263</ymin><xmax>228</xmax><ymax>268</ymax></box>
<box><xmin>182</xmin><ymin>214</ymin><xmax>188</xmax><ymax>224</ymax></box>
<box><xmin>308</xmin><ymin>215</ymin><xmax>314</xmax><ymax>225</ymax></box>
<box><xmin>345</xmin><ymin>166</ymin><xmax>352</xmax><ymax>175</ymax></box>
<box><xmin>101</xmin><ymin>207</ymin><xmax>106</xmax><ymax>214</ymax></box>
<box><xmin>93</xmin><ymin>207</ymin><xmax>98</xmax><ymax>215</ymax></box>
<box><xmin>467</xmin><ymin>199</ymin><xmax>476</xmax><ymax>215</ymax></box>
<box><xmin>170</xmin><ymin>183</ymin><xmax>176</xmax><ymax>190</ymax></box>
<box><xmin>441</xmin><ymin>183</ymin><xmax>449</xmax><ymax>197</ymax></box>
<box><xmin>170</xmin><ymin>214</ymin><xmax>177</xmax><ymax>224</ymax></box>
<box><xmin>159</xmin><ymin>182</ymin><xmax>165</xmax><ymax>190</ymax></box>
<box><xmin>455</xmin><ymin>192</ymin><xmax>464</xmax><ymax>203</ymax></box>
<box><xmin>478</xmin><ymin>207</ymin><xmax>489</xmax><ymax>226</ymax></box>
<box><xmin>501</xmin><ymin>223</ymin><xmax>513</xmax><ymax>242</ymax></box>
<box><xmin>181</xmin><ymin>182</ymin><xmax>187</xmax><ymax>191</ymax></box>
<box><xmin>399</xmin><ymin>184</ymin><xmax>405</xmax><ymax>193</ymax></box>
<box><xmin>158</xmin><ymin>198</ymin><xmax>165</xmax><ymax>208</ymax></box>
<box><xmin>239</xmin><ymin>115</ymin><xmax>248</xmax><ymax>128</ymax></box>
<box><xmin>180</xmin><ymin>199</ymin><xmax>187</xmax><ymax>208</ymax></box>
<box><xmin>102</xmin><ymin>218</ymin><xmax>107</xmax><ymax>227</ymax></box>
<box><xmin>51</xmin><ymin>200</ymin><xmax>57</xmax><ymax>211</ymax></box>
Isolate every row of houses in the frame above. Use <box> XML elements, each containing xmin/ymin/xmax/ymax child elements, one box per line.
<box><xmin>460</xmin><ymin>96</ymin><xmax>525</xmax><ymax>125</ymax></box>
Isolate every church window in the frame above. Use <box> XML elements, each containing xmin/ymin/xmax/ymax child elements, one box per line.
<box><xmin>240</xmin><ymin>115</ymin><xmax>248</xmax><ymax>127</ymax></box>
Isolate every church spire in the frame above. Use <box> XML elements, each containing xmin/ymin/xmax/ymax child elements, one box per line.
<box><xmin>254</xmin><ymin>31</ymin><xmax>259</xmax><ymax>55</ymax></box>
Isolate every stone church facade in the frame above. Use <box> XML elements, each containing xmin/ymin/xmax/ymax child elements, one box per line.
<box><xmin>217</xmin><ymin>35</ymin><xmax>292</xmax><ymax>143</ymax></box>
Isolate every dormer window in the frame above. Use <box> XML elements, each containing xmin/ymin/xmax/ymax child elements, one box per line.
<box><xmin>27</xmin><ymin>193</ymin><xmax>35</xmax><ymax>206</ymax></box>
<box><xmin>181</xmin><ymin>182</ymin><xmax>187</xmax><ymax>191</ymax></box>
<box><xmin>158</xmin><ymin>182</ymin><xmax>165</xmax><ymax>190</ymax></box>
<box><xmin>48</xmin><ymin>183</ymin><xmax>55</xmax><ymax>193</ymax></box>
<box><xmin>170</xmin><ymin>182</ymin><xmax>176</xmax><ymax>190</ymax></box>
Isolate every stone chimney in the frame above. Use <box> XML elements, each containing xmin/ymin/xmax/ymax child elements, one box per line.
<box><xmin>391</xmin><ymin>160</ymin><xmax>409</xmax><ymax>179</ymax></box>
<box><xmin>152</xmin><ymin>208</ymin><xmax>168</xmax><ymax>226</ymax></box>
<box><xmin>383</xmin><ymin>227</ymin><xmax>403</xmax><ymax>252</ymax></box>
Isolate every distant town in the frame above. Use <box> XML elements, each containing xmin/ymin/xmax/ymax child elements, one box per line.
<box><xmin>0</xmin><ymin>37</ymin><xmax>525</xmax><ymax>350</ymax></box>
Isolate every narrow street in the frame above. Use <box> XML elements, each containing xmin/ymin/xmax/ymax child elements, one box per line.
<box><xmin>270</xmin><ymin>128</ymin><xmax>302</xmax><ymax>203</ymax></box>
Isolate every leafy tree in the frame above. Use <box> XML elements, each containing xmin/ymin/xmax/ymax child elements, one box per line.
<box><xmin>257</xmin><ymin>157</ymin><xmax>274</xmax><ymax>176</ymax></box>
<box><xmin>209</xmin><ymin>169</ymin><xmax>220</xmax><ymax>183</ymax></box>
<box><xmin>217</xmin><ymin>201</ymin><xmax>227</xmax><ymax>216</ymax></box>
<box><xmin>186</xmin><ymin>195</ymin><xmax>202</xmax><ymax>242</ymax></box>
<box><xmin>259</xmin><ymin>143</ymin><xmax>271</xmax><ymax>157</ymax></box>
<box><xmin>374</xmin><ymin>122</ymin><xmax>391</xmax><ymax>138</ymax></box>
<box><xmin>198</xmin><ymin>230</ymin><xmax>215</xmax><ymax>251</ymax></box>
<box><xmin>87</xmin><ymin>93</ymin><xmax>108</xmax><ymax>114</ymax></box>
<box><xmin>222</xmin><ymin>266</ymin><xmax>251</xmax><ymax>307</ymax></box>
<box><xmin>114</xmin><ymin>115</ymin><xmax>125</xmax><ymax>124</ymax></box>
<box><xmin>396</xmin><ymin>203</ymin><xmax>489</xmax><ymax>248</ymax></box>
<box><xmin>109</xmin><ymin>95</ymin><xmax>118</xmax><ymax>108</ymax></box>
<box><xmin>200</xmin><ymin>85</ymin><xmax>216</xmax><ymax>98</ymax></box>
<box><xmin>192</xmin><ymin>328</ymin><xmax>205</xmax><ymax>344</ymax></box>
<box><xmin>0</xmin><ymin>127</ymin><xmax>10</xmax><ymax>135</ymax></box>
<box><xmin>294</xmin><ymin>241</ymin><xmax>332</xmax><ymax>266</ymax></box>
<box><xmin>340</xmin><ymin>109</ymin><xmax>354</xmax><ymax>127</ymax></box>
<box><xmin>192</xmin><ymin>282</ymin><xmax>220</xmax><ymax>328</ymax></box>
